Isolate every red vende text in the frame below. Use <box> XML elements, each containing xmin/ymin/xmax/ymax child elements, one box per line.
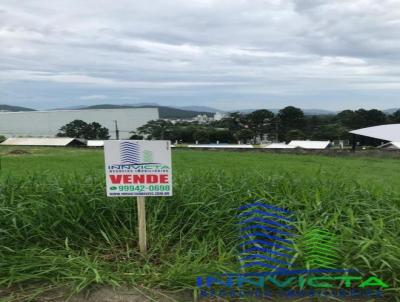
<box><xmin>110</xmin><ymin>174</ymin><xmax>169</xmax><ymax>184</ymax></box>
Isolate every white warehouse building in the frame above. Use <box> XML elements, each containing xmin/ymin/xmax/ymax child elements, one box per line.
<box><xmin>0</xmin><ymin>108</ymin><xmax>159</xmax><ymax>139</ymax></box>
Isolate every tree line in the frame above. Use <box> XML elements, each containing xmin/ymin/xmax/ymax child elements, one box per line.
<box><xmin>57</xmin><ymin>120</ymin><xmax>110</xmax><ymax>139</ymax></box>
<box><xmin>132</xmin><ymin>107</ymin><xmax>400</xmax><ymax>144</ymax></box>
<box><xmin>54</xmin><ymin>107</ymin><xmax>400</xmax><ymax>145</ymax></box>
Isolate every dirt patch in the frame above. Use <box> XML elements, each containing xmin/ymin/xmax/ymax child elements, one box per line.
<box><xmin>1</xmin><ymin>284</ymin><xmax>390</xmax><ymax>302</ymax></box>
<box><xmin>7</xmin><ymin>149</ymin><xmax>31</xmax><ymax>155</ymax></box>
<box><xmin>35</xmin><ymin>286</ymin><xmax>191</xmax><ymax>302</ymax></box>
<box><xmin>30</xmin><ymin>287</ymin><xmax>389</xmax><ymax>302</ymax></box>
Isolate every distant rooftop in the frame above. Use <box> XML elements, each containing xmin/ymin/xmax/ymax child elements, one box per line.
<box><xmin>350</xmin><ymin>124</ymin><xmax>400</xmax><ymax>142</ymax></box>
<box><xmin>187</xmin><ymin>144</ymin><xmax>254</xmax><ymax>149</ymax></box>
<box><xmin>265</xmin><ymin>143</ymin><xmax>296</xmax><ymax>149</ymax></box>
<box><xmin>1</xmin><ymin>137</ymin><xmax>85</xmax><ymax>146</ymax></box>
<box><xmin>288</xmin><ymin>140</ymin><xmax>330</xmax><ymax>149</ymax></box>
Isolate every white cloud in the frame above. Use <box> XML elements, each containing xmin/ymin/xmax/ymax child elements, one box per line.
<box><xmin>0</xmin><ymin>70</ymin><xmax>242</xmax><ymax>88</ymax></box>
<box><xmin>320</xmin><ymin>56</ymin><xmax>367</xmax><ymax>66</ymax></box>
<box><xmin>79</xmin><ymin>94</ymin><xmax>108</xmax><ymax>100</ymax></box>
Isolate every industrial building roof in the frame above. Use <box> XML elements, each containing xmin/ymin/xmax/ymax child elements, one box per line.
<box><xmin>378</xmin><ymin>141</ymin><xmax>400</xmax><ymax>150</ymax></box>
<box><xmin>288</xmin><ymin>140</ymin><xmax>330</xmax><ymax>149</ymax></box>
<box><xmin>87</xmin><ymin>140</ymin><xmax>105</xmax><ymax>147</ymax></box>
<box><xmin>188</xmin><ymin>144</ymin><xmax>254</xmax><ymax>149</ymax></box>
<box><xmin>350</xmin><ymin>124</ymin><xmax>400</xmax><ymax>142</ymax></box>
<box><xmin>264</xmin><ymin>143</ymin><xmax>296</xmax><ymax>149</ymax></box>
<box><xmin>1</xmin><ymin>137</ymin><xmax>85</xmax><ymax>146</ymax></box>
<box><xmin>0</xmin><ymin>107</ymin><xmax>158</xmax><ymax>139</ymax></box>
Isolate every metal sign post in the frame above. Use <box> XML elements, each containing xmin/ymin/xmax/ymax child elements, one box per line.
<box><xmin>104</xmin><ymin>140</ymin><xmax>172</xmax><ymax>254</ymax></box>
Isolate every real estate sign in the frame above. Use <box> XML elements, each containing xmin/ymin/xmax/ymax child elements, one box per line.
<box><xmin>104</xmin><ymin>140</ymin><xmax>172</xmax><ymax>197</ymax></box>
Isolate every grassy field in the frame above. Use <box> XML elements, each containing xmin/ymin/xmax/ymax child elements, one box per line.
<box><xmin>0</xmin><ymin>146</ymin><xmax>399</xmax><ymax>301</ymax></box>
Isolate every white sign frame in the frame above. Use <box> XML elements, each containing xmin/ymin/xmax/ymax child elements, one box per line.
<box><xmin>104</xmin><ymin>140</ymin><xmax>172</xmax><ymax>197</ymax></box>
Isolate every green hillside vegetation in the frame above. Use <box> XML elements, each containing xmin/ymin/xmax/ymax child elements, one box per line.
<box><xmin>0</xmin><ymin>104</ymin><xmax>35</xmax><ymax>111</ymax></box>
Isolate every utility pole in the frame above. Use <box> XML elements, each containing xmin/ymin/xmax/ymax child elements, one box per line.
<box><xmin>114</xmin><ymin>120</ymin><xmax>120</xmax><ymax>140</ymax></box>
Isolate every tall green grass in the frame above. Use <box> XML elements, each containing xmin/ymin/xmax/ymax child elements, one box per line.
<box><xmin>0</xmin><ymin>149</ymin><xmax>399</xmax><ymax>300</ymax></box>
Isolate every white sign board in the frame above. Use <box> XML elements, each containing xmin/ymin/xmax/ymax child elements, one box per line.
<box><xmin>104</xmin><ymin>140</ymin><xmax>172</xmax><ymax>197</ymax></box>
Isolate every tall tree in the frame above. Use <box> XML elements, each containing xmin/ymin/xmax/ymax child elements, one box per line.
<box><xmin>285</xmin><ymin>129</ymin><xmax>306</xmax><ymax>141</ymax></box>
<box><xmin>57</xmin><ymin>120</ymin><xmax>110</xmax><ymax>139</ymax></box>
<box><xmin>336</xmin><ymin>110</ymin><xmax>357</xmax><ymax>129</ymax></box>
<box><xmin>278</xmin><ymin>106</ymin><xmax>306</xmax><ymax>129</ymax></box>
<box><xmin>246</xmin><ymin>109</ymin><xmax>274</xmax><ymax>142</ymax></box>
<box><xmin>389</xmin><ymin>110</ymin><xmax>400</xmax><ymax>123</ymax></box>
<box><xmin>129</xmin><ymin>132</ymin><xmax>144</xmax><ymax>139</ymax></box>
<box><xmin>193</xmin><ymin>129</ymin><xmax>210</xmax><ymax>143</ymax></box>
<box><xmin>278</xmin><ymin>106</ymin><xmax>306</xmax><ymax>140</ymax></box>
<box><xmin>235</xmin><ymin>129</ymin><xmax>254</xmax><ymax>144</ymax></box>
<box><xmin>337</xmin><ymin>109</ymin><xmax>387</xmax><ymax>129</ymax></box>
<box><xmin>209</xmin><ymin>129</ymin><xmax>235</xmax><ymax>143</ymax></box>
<box><xmin>215</xmin><ymin>112</ymin><xmax>246</xmax><ymax>132</ymax></box>
<box><xmin>136</xmin><ymin>120</ymin><xmax>174</xmax><ymax>140</ymax></box>
<box><xmin>57</xmin><ymin>120</ymin><xmax>88</xmax><ymax>138</ymax></box>
<box><xmin>365</xmin><ymin>109</ymin><xmax>387</xmax><ymax>126</ymax></box>
<box><xmin>84</xmin><ymin>122</ymin><xmax>110</xmax><ymax>139</ymax></box>
<box><xmin>311</xmin><ymin>124</ymin><xmax>349</xmax><ymax>140</ymax></box>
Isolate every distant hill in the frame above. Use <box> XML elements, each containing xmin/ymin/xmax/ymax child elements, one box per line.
<box><xmin>0</xmin><ymin>104</ymin><xmax>35</xmax><ymax>112</ymax></box>
<box><xmin>51</xmin><ymin>105</ymin><xmax>86</xmax><ymax>110</ymax></box>
<box><xmin>122</xmin><ymin>102</ymin><xmax>159</xmax><ymax>107</ymax></box>
<box><xmin>46</xmin><ymin>102</ymin><xmax>400</xmax><ymax>117</ymax></box>
<box><xmin>302</xmin><ymin>109</ymin><xmax>337</xmax><ymax>115</ymax></box>
<box><xmin>384</xmin><ymin>108</ymin><xmax>400</xmax><ymax>114</ymax></box>
<box><xmin>51</xmin><ymin>103</ymin><xmax>343</xmax><ymax>116</ymax></box>
<box><xmin>81</xmin><ymin>104</ymin><xmax>133</xmax><ymax>110</ymax></box>
<box><xmin>179</xmin><ymin>106</ymin><xmax>223</xmax><ymax>113</ymax></box>
<box><xmin>232</xmin><ymin>108</ymin><xmax>336</xmax><ymax>115</ymax></box>
<box><xmin>79</xmin><ymin>104</ymin><xmax>213</xmax><ymax>119</ymax></box>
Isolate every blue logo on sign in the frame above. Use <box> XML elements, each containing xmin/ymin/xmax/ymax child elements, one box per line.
<box><xmin>120</xmin><ymin>142</ymin><xmax>141</xmax><ymax>164</ymax></box>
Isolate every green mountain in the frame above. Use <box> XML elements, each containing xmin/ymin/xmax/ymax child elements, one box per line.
<box><xmin>80</xmin><ymin>104</ymin><xmax>213</xmax><ymax>119</ymax></box>
<box><xmin>384</xmin><ymin>108</ymin><xmax>400</xmax><ymax>114</ymax></box>
<box><xmin>179</xmin><ymin>105</ymin><xmax>223</xmax><ymax>113</ymax></box>
<box><xmin>0</xmin><ymin>104</ymin><xmax>35</xmax><ymax>112</ymax></box>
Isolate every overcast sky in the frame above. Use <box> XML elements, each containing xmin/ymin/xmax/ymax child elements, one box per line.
<box><xmin>1</xmin><ymin>0</ymin><xmax>400</xmax><ymax>111</ymax></box>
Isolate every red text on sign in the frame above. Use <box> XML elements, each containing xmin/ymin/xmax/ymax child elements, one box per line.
<box><xmin>110</xmin><ymin>174</ymin><xmax>169</xmax><ymax>184</ymax></box>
